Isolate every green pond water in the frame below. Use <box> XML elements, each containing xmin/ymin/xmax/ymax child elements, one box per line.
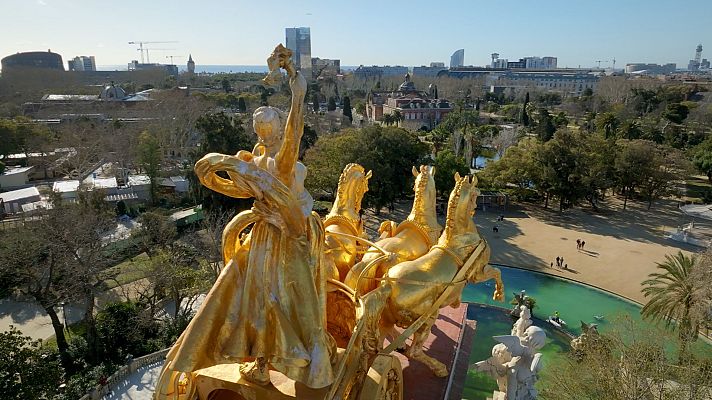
<box><xmin>462</xmin><ymin>264</ymin><xmax>644</xmax><ymax>337</ymax></box>
<box><xmin>458</xmin><ymin>265</ymin><xmax>710</xmax><ymax>399</ymax></box>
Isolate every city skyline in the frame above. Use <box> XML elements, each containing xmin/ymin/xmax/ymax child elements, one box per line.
<box><xmin>1</xmin><ymin>0</ymin><xmax>712</xmax><ymax>70</ymax></box>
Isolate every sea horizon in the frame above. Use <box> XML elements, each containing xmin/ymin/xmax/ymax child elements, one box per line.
<box><xmin>96</xmin><ymin>64</ymin><xmax>360</xmax><ymax>74</ymax></box>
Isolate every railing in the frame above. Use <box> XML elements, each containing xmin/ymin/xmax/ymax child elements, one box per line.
<box><xmin>78</xmin><ymin>348</ymin><xmax>168</xmax><ymax>400</ymax></box>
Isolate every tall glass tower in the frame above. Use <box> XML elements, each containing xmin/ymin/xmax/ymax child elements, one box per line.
<box><xmin>450</xmin><ymin>49</ymin><xmax>465</xmax><ymax>68</ymax></box>
<box><xmin>285</xmin><ymin>27</ymin><xmax>312</xmax><ymax>77</ymax></box>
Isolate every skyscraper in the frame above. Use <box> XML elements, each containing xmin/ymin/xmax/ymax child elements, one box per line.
<box><xmin>285</xmin><ymin>27</ymin><xmax>312</xmax><ymax>77</ymax></box>
<box><xmin>450</xmin><ymin>49</ymin><xmax>464</xmax><ymax>68</ymax></box>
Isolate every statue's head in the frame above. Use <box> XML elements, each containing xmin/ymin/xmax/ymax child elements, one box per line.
<box><xmin>253</xmin><ymin>106</ymin><xmax>282</xmax><ymax>149</ymax></box>
<box><xmin>491</xmin><ymin>343</ymin><xmax>511</xmax><ymax>364</ymax></box>
<box><xmin>519</xmin><ymin>305</ymin><xmax>531</xmax><ymax>319</ymax></box>
<box><xmin>522</xmin><ymin>326</ymin><xmax>546</xmax><ymax>350</ymax></box>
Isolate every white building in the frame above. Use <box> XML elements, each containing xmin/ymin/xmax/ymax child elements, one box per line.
<box><xmin>0</xmin><ymin>166</ymin><xmax>34</xmax><ymax>189</ymax></box>
<box><xmin>1</xmin><ymin>186</ymin><xmax>41</xmax><ymax>214</ymax></box>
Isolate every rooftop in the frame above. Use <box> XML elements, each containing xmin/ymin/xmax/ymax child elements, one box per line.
<box><xmin>0</xmin><ymin>186</ymin><xmax>40</xmax><ymax>202</ymax></box>
<box><xmin>52</xmin><ymin>180</ymin><xmax>80</xmax><ymax>193</ymax></box>
<box><xmin>2</xmin><ymin>166</ymin><xmax>34</xmax><ymax>176</ymax></box>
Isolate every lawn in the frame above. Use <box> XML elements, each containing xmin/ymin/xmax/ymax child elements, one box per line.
<box><xmin>103</xmin><ymin>253</ymin><xmax>152</xmax><ymax>290</ymax></box>
<box><xmin>685</xmin><ymin>175</ymin><xmax>712</xmax><ymax>203</ymax></box>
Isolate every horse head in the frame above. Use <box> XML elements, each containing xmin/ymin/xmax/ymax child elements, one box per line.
<box><xmin>440</xmin><ymin>172</ymin><xmax>480</xmax><ymax>245</ymax></box>
<box><xmin>331</xmin><ymin>163</ymin><xmax>372</xmax><ymax>218</ymax></box>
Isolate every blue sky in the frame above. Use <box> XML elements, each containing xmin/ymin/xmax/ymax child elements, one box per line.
<box><xmin>2</xmin><ymin>0</ymin><xmax>711</xmax><ymax>69</ymax></box>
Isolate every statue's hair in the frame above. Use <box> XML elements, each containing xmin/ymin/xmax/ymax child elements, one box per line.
<box><xmin>252</xmin><ymin>106</ymin><xmax>282</xmax><ymax>139</ymax></box>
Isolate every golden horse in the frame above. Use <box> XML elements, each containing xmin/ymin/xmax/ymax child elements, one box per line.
<box><xmin>345</xmin><ymin>165</ymin><xmax>441</xmax><ymax>295</ymax></box>
<box><xmin>361</xmin><ymin>173</ymin><xmax>504</xmax><ymax>378</ymax></box>
<box><xmin>324</xmin><ymin>163</ymin><xmax>372</xmax><ymax>281</ymax></box>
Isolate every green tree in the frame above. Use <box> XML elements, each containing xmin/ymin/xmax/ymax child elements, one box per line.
<box><xmin>299</xmin><ymin>124</ymin><xmax>318</xmax><ymax>159</ymax></box>
<box><xmin>534</xmin><ymin>108</ymin><xmax>556</xmax><ymax>142</ymax></box>
<box><xmin>629</xmin><ymin>88</ymin><xmax>660</xmax><ymax>116</ymax></box>
<box><xmin>0</xmin><ymin>224</ymin><xmax>74</xmax><ymax>372</ymax></box>
<box><xmin>327</xmin><ymin>96</ymin><xmax>337</xmax><ymax>111</ymax></box>
<box><xmin>191</xmin><ymin>112</ymin><xmax>256</xmax><ymax>210</ymax></box>
<box><xmin>595</xmin><ymin>112</ymin><xmax>619</xmax><ymax>139</ymax></box>
<box><xmin>138</xmin><ymin>130</ymin><xmax>162</xmax><ymax>204</ymax></box>
<box><xmin>521</xmin><ymin>92</ymin><xmax>530</xmax><ymax>126</ymax></box>
<box><xmin>133</xmin><ymin>211</ymin><xmax>177</xmax><ymax>256</ymax></box>
<box><xmin>552</xmin><ymin>111</ymin><xmax>569</xmax><ymax>128</ymax></box>
<box><xmin>433</xmin><ymin>150</ymin><xmax>469</xmax><ymax>197</ymax></box>
<box><xmin>312</xmin><ymin>91</ymin><xmax>320</xmax><ymax>113</ymax></box>
<box><xmin>303</xmin><ymin>126</ymin><xmax>429</xmax><ymax>213</ymax></box>
<box><xmin>0</xmin><ymin>327</ymin><xmax>63</xmax><ymax>400</ymax></box>
<box><xmin>615</xmin><ymin>139</ymin><xmax>652</xmax><ymax>210</ymax></box>
<box><xmin>95</xmin><ymin>302</ymin><xmax>159</xmax><ymax>363</ymax></box>
<box><xmin>617</xmin><ymin>119</ymin><xmax>643</xmax><ymax>140</ymax></box>
<box><xmin>221</xmin><ymin>78</ymin><xmax>231</xmax><ymax>93</ymax></box>
<box><xmin>237</xmin><ymin>96</ymin><xmax>247</xmax><ymax>112</ymax></box>
<box><xmin>635</xmin><ymin>142</ymin><xmax>687</xmax><ymax>210</ymax></box>
<box><xmin>692</xmin><ymin>137</ymin><xmax>712</xmax><ymax>182</ymax></box>
<box><xmin>147</xmin><ymin>246</ymin><xmax>212</xmax><ymax>320</ymax></box>
<box><xmin>662</xmin><ymin>102</ymin><xmax>690</xmax><ymax>124</ymax></box>
<box><xmin>342</xmin><ymin>96</ymin><xmax>353</xmax><ymax>123</ymax></box>
<box><xmin>642</xmin><ymin>252</ymin><xmax>708</xmax><ymax>358</ymax></box>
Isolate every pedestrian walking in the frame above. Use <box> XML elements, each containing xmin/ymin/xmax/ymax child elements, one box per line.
<box><xmin>560</xmin><ymin>256</ymin><xmax>564</xmax><ymax>266</ymax></box>
<box><xmin>556</xmin><ymin>256</ymin><xmax>560</xmax><ymax>267</ymax></box>
<box><xmin>550</xmin><ymin>261</ymin><xmax>553</xmax><ymax>268</ymax></box>
<box><xmin>576</xmin><ymin>239</ymin><xmax>581</xmax><ymax>250</ymax></box>
<box><xmin>564</xmin><ymin>263</ymin><xmax>568</xmax><ymax>270</ymax></box>
<box><xmin>581</xmin><ymin>240</ymin><xmax>586</xmax><ymax>250</ymax></box>
<box><xmin>493</xmin><ymin>225</ymin><xmax>499</xmax><ymax>233</ymax></box>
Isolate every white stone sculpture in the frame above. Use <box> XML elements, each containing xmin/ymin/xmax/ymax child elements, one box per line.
<box><xmin>474</xmin><ymin>319</ymin><xmax>546</xmax><ymax>400</ymax></box>
<box><xmin>511</xmin><ymin>305</ymin><xmax>532</xmax><ymax>338</ymax></box>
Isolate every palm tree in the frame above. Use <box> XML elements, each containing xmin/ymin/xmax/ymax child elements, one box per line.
<box><xmin>641</xmin><ymin>251</ymin><xmax>706</xmax><ymax>358</ymax></box>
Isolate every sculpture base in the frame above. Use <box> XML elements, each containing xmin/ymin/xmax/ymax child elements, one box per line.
<box><xmin>194</xmin><ymin>363</ymin><xmax>329</xmax><ymax>400</ymax></box>
<box><xmin>395</xmin><ymin>303</ymin><xmax>470</xmax><ymax>400</ymax></box>
<box><xmin>192</xmin><ymin>305</ymin><xmax>470</xmax><ymax>400</ymax></box>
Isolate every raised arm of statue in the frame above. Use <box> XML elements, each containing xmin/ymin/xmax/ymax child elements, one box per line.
<box><xmin>263</xmin><ymin>44</ymin><xmax>307</xmax><ymax>187</ymax></box>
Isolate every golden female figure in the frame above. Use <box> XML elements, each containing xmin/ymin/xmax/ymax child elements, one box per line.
<box><xmin>155</xmin><ymin>45</ymin><xmax>334</xmax><ymax>397</ymax></box>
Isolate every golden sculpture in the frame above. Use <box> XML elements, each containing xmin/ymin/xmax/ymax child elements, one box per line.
<box><xmin>154</xmin><ymin>43</ymin><xmax>505</xmax><ymax>400</ymax></box>
<box><xmin>324</xmin><ymin>163</ymin><xmax>372</xmax><ymax>281</ymax></box>
<box><xmin>361</xmin><ymin>173</ymin><xmax>504</xmax><ymax>378</ymax></box>
<box><xmin>345</xmin><ymin>165</ymin><xmax>441</xmax><ymax>296</ymax></box>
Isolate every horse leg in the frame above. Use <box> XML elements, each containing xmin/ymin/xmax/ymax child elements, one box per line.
<box><xmin>481</xmin><ymin>265</ymin><xmax>504</xmax><ymax>302</ymax></box>
<box><xmin>404</xmin><ymin>313</ymin><xmax>448</xmax><ymax>377</ymax></box>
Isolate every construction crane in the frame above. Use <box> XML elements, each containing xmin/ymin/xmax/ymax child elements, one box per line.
<box><xmin>165</xmin><ymin>55</ymin><xmax>183</xmax><ymax>65</ymax></box>
<box><xmin>128</xmin><ymin>41</ymin><xmax>178</xmax><ymax>63</ymax></box>
<box><xmin>140</xmin><ymin>48</ymin><xmax>176</xmax><ymax>63</ymax></box>
<box><xmin>594</xmin><ymin>60</ymin><xmax>608</xmax><ymax>69</ymax></box>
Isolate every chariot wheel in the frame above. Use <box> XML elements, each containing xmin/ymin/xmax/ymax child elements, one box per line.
<box><xmin>357</xmin><ymin>354</ymin><xmax>403</xmax><ymax>400</ymax></box>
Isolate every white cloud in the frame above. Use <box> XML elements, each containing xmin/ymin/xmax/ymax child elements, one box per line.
<box><xmin>37</xmin><ymin>0</ymin><xmax>47</xmax><ymax>5</ymax></box>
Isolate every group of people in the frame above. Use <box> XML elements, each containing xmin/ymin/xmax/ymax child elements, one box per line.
<box><xmin>576</xmin><ymin>238</ymin><xmax>586</xmax><ymax>250</ymax></box>
<box><xmin>552</xmin><ymin>256</ymin><xmax>567</xmax><ymax>270</ymax></box>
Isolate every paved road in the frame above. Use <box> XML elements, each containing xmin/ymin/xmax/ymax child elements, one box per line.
<box><xmin>0</xmin><ymin>297</ymin><xmax>83</xmax><ymax>340</ymax></box>
<box><xmin>104</xmin><ymin>361</ymin><xmax>163</xmax><ymax>400</ymax></box>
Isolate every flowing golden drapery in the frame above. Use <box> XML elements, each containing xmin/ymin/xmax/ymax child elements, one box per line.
<box><xmin>163</xmin><ymin>153</ymin><xmax>334</xmax><ymax>389</ymax></box>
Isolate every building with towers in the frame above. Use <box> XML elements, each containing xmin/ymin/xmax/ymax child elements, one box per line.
<box><xmin>68</xmin><ymin>56</ymin><xmax>96</xmax><ymax>71</ymax></box>
<box><xmin>688</xmin><ymin>44</ymin><xmax>709</xmax><ymax>71</ymax></box>
<box><xmin>187</xmin><ymin>54</ymin><xmax>195</xmax><ymax>74</ymax></box>
<box><xmin>285</xmin><ymin>27</ymin><xmax>312</xmax><ymax>77</ymax></box>
<box><xmin>450</xmin><ymin>49</ymin><xmax>464</xmax><ymax>68</ymax></box>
